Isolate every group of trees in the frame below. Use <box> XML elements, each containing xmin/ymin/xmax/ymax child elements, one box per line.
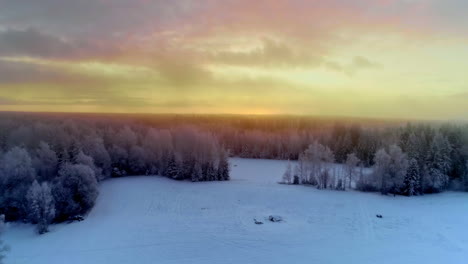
<box><xmin>283</xmin><ymin>123</ymin><xmax>468</xmax><ymax>196</ymax></box>
<box><xmin>0</xmin><ymin>114</ymin><xmax>229</xmax><ymax>234</ymax></box>
<box><xmin>364</xmin><ymin>124</ymin><xmax>467</xmax><ymax>195</ymax></box>
<box><xmin>283</xmin><ymin>142</ymin><xmax>364</xmax><ymax>191</ymax></box>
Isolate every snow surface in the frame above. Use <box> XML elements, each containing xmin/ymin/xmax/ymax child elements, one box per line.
<box><xmin>3</xmin><ymin>158</ymin><xmax>468</xmax><ymax>264</ymax></box>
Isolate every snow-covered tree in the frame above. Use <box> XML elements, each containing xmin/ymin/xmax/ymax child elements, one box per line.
<box><xmin>387</xmin><ymin>145</ymin><xmax>409</xmax><ymax>194</ymax></box>
<box><xmin>344</xmin><ymin>153</ymin><xmax>360</xmax><ymax>189</ymax></box>
<box><xmin>282</xmin><ymin>162</ymin><xmax>292</xmax><ymax>184</ymax></box>
<box><xmin>33</xmin><ymin>141</ymin><xmax>58</xmax><ymax>182</ymax></box>
<box><xmin>404</xmin><ymin>158</ymin><xmax>420</xmax><ymax>196</ymax></box>
<box><xmin>81</xmin><ymin>136</ymin><xmax>111</xmax><ymax>179</ymax></box>
<box><xmin>426</xmin><ymin>132</ymin><xmax>452</xmax><ymax>192</ymax></box>
<box><xmin>373</xmin><ymin>148</ymin><xmax>391</xmax><ymax>194</ymax></box>
<box><xmin>0</xmin><ymin>147</ymin><xmax>36</xmax><ymax>220</ymax></box>
<box><xmin>191</xmin><ymin>161</ymin><xmax>203</xmax><ymax>182</ymax></box>
<box><xmin>373</xmin><ymin>145</ymin><xmax>408</xmax><ymax>195</ymax></box>
<box><xmin>165</xmin><ymin>155</ymin><xmax>180</xmax><ymax>180</ymax></box>
<box><xmin>75</xmin><ymin>151</ymin><xmax>102</xmax><ymax>181</ymax></box>
<box><xmin>53</xmin><ymin>163</ymin><xmax>98</xmax><ymax>221</ymax></box>
<box><xmin>0</xmin><ymin>214</ymin><xmax>10</xmax><ymax>264</ymax></box>
<box><xmin>26</xmin><ymin>181</ymin><xmax>55</xmax><ymax>234</ymax></box>
<box><xmin>217</xmin><ymin>149</ymin><xmax>230</xmax><ymax>181</ymax></box>
<box><xmin>128</xmin><ymin>146</ymin><xmax>147</xmax><ymax>175</ymax></box>
<box><xmin>300</xmin><ymin>141</ymin><xmax>335</xmax><ymax>189</ymax></box>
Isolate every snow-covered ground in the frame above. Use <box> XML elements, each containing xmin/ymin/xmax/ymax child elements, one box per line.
<box><xmin>3</xmin><ymin>158</ymin><xmax>468</xmax><ymax>264</ymax></box>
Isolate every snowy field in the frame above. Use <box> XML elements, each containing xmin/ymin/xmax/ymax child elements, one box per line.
<box><xmin>3</xmin><ymin>158</ymin><xmax>468</xmax><ymax>264</ymax></box>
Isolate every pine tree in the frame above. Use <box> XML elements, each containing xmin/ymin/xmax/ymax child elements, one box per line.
<box><xmin>426</xmin><ymin>132</ymin><xmax>452</xmax><ymax>192</ymax></box>
<box><xmin>165</xmin><ymin>155</ymin><xmax>180</xmax><ymax>179</ymax></box>
<box><xmin>191</xmin><ymin>161</ymin><xmax>203</xmax><ymax>182</ymax></box>
<box><xmin>404</xmin><ymin>158</ymin><xmax>420</xmax><ymax>196</ymax></box>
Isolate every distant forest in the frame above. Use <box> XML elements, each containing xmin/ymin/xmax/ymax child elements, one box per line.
<box><xmin>0</xmin><ymin>112</ymin><xmax>467</xmax><ymax>234</ymax></box>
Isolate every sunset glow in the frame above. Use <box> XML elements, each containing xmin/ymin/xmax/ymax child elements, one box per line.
<box><xmin>0</xmin><ymin>0</ymin><xmax>467</xmax><ymax>119</ymax></box>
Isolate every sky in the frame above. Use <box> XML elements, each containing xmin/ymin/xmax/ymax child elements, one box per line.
<box><xmin>0</xmin><ymin>0</ymin><xmax>467</xmax><ymax>119</ymax></box>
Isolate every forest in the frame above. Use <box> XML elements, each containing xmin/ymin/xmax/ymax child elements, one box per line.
<box><xmin>0</xmin><ymin>112</ymin><xmax>467</xmax><ymax>234</ymax></box>
<box><xmin>0</xmin><ymin>113</ymin><xmax>229</xmax><ymax>234</ymax></box>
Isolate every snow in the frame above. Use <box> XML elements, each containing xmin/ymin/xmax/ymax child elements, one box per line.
<box><xmin>3</xmin><ymin>158</ymin><xmax>468</xmax><ymax>264</ymax></box>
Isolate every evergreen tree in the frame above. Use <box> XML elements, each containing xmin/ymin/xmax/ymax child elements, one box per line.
<box><xmin>426</xmin><ymin>132</ymin><xmax>452</xmax><ymax>192</ymax></box>
<box><xmin>165</xmin><ymin>155</ymin><xmax>180</xmax><ymax>179</ymax></box>
<box><xmin>404</xmin><ymin>158</ymin><xmax>420</xmax><ymax>196</ymax></box>
<box><xmin>191</xmin><ymin>161</ymin><xmax>203</xmax><ymax>182</ymax></box>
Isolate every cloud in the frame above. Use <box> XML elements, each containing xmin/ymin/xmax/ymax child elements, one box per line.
<box><xmin>209</xmin><ymin>38</ymin><xmax>322</xmax><ymax>68</ymax></box>
<box><xmin>352</xmin><ymin>56</ymin><xmax>381</xmax><ymax>69</ymax></box>
<box><xmin>0</xmin><ymin>27</ymin><xmax>122</xmax><ymax>60</ymax></box>
<box><xmin>0</xmin><ymin>28</ymin><xmax>74</xmax><ymax>58</ymax></box>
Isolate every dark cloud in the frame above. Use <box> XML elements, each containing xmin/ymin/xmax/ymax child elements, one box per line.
<box><xmin>0</xmin><ymin>27</ymin><xmax>120</xmax><ymax>59</ymax></box>
<box><xmin>0</xmin><ymin>58</ymin><xmax>114</xmax><ymax>84</ymax></box>
<box><xmin>0</xmin><ymin>28</ymin><xmax>74</xmax><ymax>58</ymax></box>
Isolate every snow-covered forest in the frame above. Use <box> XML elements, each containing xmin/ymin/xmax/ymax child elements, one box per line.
<box><xmin>0</xmin><ymin>113</ymin><xmax>467</xmax><ymax>236</ymax></box>
<box><xmin>282</xmin><ymin>123</ymin><xmax>468</xmax><ymax>196</ymax></box>
<box><xmin>0</xmin><ymin>113</ymin><xmax>229</xmax><ymax>234</ymax></box>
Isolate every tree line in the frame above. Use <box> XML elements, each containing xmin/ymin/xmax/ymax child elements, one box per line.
<box><xmin>282</xmin><ymin>123</ymin><xmax>468</xmax><ymax>195</ymax></box>
<box><xmin>0</xmin><ymin>114</ymin><xmax>229</xmax><ymax>234</ymax></box>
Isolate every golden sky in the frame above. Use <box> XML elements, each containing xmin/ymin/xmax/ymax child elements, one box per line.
<box><xmin>0</xmin><ymin>0</ymin><xmax>467</xmax><ymax>119</ymax></box>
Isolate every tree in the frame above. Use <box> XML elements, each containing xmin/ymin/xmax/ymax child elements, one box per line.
<box><xmin>387</xmin><ymin>145</ymin><xmax>409</xmax><ymax>195</ymax></box>
<box><xmin>75</xmin><ymin>151</ymin><xmax>102</xmax><ymax>181</ymax></box>
<box><xmin>344</xmin><ymin>153</ymin><xmax>360</xmax><ymax>189</ymax></box>
<box><xmin>0</xmin><ymin>214</ymin><xmax>10</xmax><ymax>264</ymax></box>
<box><xmin>26</xmin><ymin>181</ymin><xmax>55</xmax><ymax>234</ymax></box>
<box><xmin>404</xmin><ymin>158</ymin><xmax>420</xmax><ymax>196</ymax></box>
<box><xmin>300</xmin><ymin>141</ymin><xmax>335</xmax><ymax>189</ymax></box>
<box><xmin>191</xmin><ymin>161</ymin><xmax>203</xmax><ymax>182</ymax></box>
<box><xmin>464</xmin><ymin>161</ymin><xmax>468</xmax><ymax>192</ymax></box>
<box><xmin>373</xmin><ymin>148</ymin><xmax>391</xmax><ymax>194</ymax></box>
<box><xmin>53</xmin><ymin>163</ymin><xmax>98</xmax><ymax>221</ymax></box>
<box><xmin>282</xmin><ymin>162</ymin><xmax>292</xmax><ymax>184</ymax></box>
<box><xmin>373</xmin><ymin>145</ymin><xmax>408</xmax><ymax>195</ymax></box>
<box><xmin>33</xmin><ymin>141</ymin><xmax>58</xmax><ymax>182</ymax></box>
<box><xmin>0</xmin><ymin>147</ymin><xmax>36</xmax><ymax>221</ymax></box>
<box><xmin>165</xmin><ymin>155</ymin><xmax>180</xmax><ymax>180</ymax></box>
<box><xmin>217</xmin><ymin>149</ymin><xmax>230</xmax><ymax>181</ymax></box>
<box><xmin>426</xmin><ymin>132</ymin><xmax>452</xmax><ymax>192</ymax></box>
<box><xmin>81</xmin><ymin>136</ymin><xmax>111</xmax><ymax>179</ymax></box>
